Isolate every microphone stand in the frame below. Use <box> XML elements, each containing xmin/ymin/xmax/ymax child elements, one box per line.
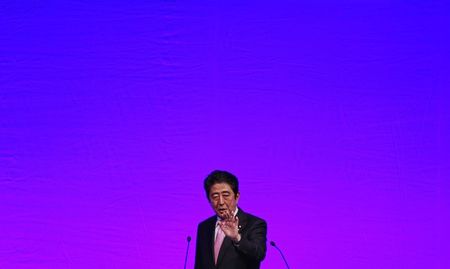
<box><xmin>270</xmin><ymin>241</ymin><xmax>291</xmax><ymax>269</ymax></box>
<box><xmin>184</xmin><ymin>236</ymin><xmax>191</xmax><ymax>269</ymax></box>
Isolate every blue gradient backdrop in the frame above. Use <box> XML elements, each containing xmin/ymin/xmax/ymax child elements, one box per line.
<box><xmin>1</xmin><ymin>1</ymin><xmax>449</xmax><ymax>268</ymax></box>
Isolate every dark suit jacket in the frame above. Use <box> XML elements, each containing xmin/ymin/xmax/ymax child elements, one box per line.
<box><xmin>194</xmin><ymin>208</ymin><xmax>267</xmax><ymax>269</ymax></box>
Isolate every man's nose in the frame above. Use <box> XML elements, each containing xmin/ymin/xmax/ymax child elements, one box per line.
<box><xmin>218</xmin><ymin>195</ymin><xmax>224</xmax><ymax>205</ymax></box>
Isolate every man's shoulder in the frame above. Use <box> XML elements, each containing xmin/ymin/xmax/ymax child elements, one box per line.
<box><xmin>197</xmin><ymin>215</ymin><xmax>216</xmax><ymax>228</ymax></box>
<box><xmin>239</xmin><ymin>209</ymin><xmax>267</xmax><ymax>224</ymax></box>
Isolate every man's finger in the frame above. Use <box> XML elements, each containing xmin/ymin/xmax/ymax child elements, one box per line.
<box><xmin>228</xmin><ymin>207</ymin><xmax>233</xmax><ymax>220</ymax></box>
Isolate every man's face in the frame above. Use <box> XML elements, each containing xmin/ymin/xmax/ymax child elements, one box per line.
<box><xmin>209</xmin><ymin>182</ymin><xmax>240</xmax><ymax>219</ymax></box>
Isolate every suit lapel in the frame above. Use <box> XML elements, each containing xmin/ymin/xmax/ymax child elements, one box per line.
<box><xmin>237</xmin><ymin>208</ymin><xmax>248</xmax><ymax>233</ymax></box>
<box><xmin>205</xmin><ymin>217</ymin><xmax>216</xmax><ymax>267</ymax></box>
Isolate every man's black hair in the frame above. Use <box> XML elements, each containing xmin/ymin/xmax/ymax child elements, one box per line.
<box><xmin>204</xmin><ymin>170</ymin><xmax>239</xmax><ymax>201</ymax></box>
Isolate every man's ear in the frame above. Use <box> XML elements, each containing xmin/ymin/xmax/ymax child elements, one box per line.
<box><xmin>236</xmin><ymin>192</ymin><xmax>240</xmax><ymax>201</ymax></box>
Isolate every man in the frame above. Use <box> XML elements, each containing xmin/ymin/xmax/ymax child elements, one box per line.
<box><xmin>194</xmin><ymin>170</ymin><xmax>267</xmax><ymax>269</ymax></box>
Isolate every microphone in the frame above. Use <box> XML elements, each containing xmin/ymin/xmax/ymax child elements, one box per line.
<box><xmin>270</xmin><ymin>241</ymin><xmax>290</xmax><ymax>269</ymax></box>
<box><xmin>184</xmin><ymin>236</ymin><xmax>192</xmax><ymax>269</ymax></box>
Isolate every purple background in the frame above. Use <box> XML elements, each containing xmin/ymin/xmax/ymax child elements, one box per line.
<box><xmin>1</xmin><ymin>1</ymin><xmax>449</xmax><ymax>268</ymax></box>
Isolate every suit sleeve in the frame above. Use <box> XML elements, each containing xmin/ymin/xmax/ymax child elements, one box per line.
<box><xmin>235</xmin><ymin>219</ymin><xmax>267</xmax><ymax>262</ymax></box>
